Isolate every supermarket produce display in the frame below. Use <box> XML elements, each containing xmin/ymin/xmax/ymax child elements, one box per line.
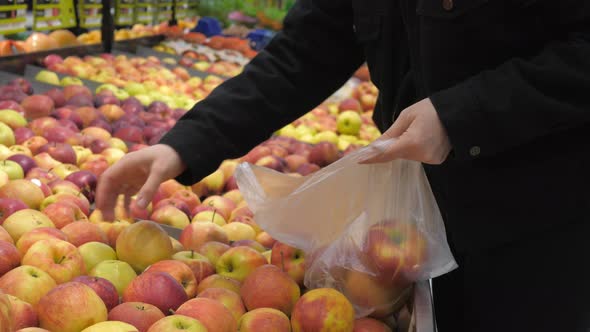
<box><xmin>0</xmin><ymin>3</ymin><xmax>421</xmax><ymax>331</ymax></box>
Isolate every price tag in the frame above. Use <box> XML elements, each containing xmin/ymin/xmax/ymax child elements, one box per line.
<box><xmin>115</xmin><ymin>0</ymin><xmax>135</xmax><ymax>26</ymax></box>
<box><xmin>78</xmin><ymin>0</ymin><xmax>102</xmax><ymax>28</ymax></box>
<box><xmin>32</xmin><ymin>0</ymin><xmax>76</xmax><ymax>31</ymax></box>
<box><xmin>0</xmin><ymin>0</ymin><xmax>26</xmax><ymax>35</ymax></box>
<box><xmin>134</xmin><ymin>0</ymin><xmax>155</xmax><ymax>25</ymax></box>
<box><xmin>155</xmin><ymin>0</ymin><xmax>172</xmax><ymax>23</ymax></box>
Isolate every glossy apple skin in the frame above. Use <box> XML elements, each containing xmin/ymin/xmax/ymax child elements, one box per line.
<box><xmin>108</xmin><ymin>302</ymin><xmax>165</xmax><ymax>332</ymax></box>
<box><xmin>240</xmin><ymin>264</ymin><xmax>300</xmax><ymax>316</ymax></box>
<box><xmin>122</xmin><ymin>271</ymin><xmax>188</xmax><ymax>314</ymax></box>
<box><xmin>290</xmin><ymin>288</ymin><xmax>355</xmax><ymax>332</ymax></box>
<box><xmin>175</xmin><ymin>298</ymin><xmax>237</xmax><ymax>332</ymax></box>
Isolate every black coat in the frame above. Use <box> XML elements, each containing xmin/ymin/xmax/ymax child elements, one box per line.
<box><xmin>161</xmin><ymin>0</ymin><xmax>590</xmax><ymax>254</ymax></box>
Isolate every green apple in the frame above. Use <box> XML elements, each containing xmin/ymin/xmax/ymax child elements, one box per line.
<box><xmin>89</xmin><ymin>259</ymin><xmax>137</xmax><ymax>296</ymax></box>
<box><xmin>338</xmin><ymin>137</ymin><xmax>352</xmax><ymax>151</ymax></box>
<box><xmin>112</xmin><ymin>89</ymin><xmax>130</xmax><ymax>100</ymax></box>
<box><xmin>193</xmin><ymin>61</ymin><xmax>211</xmax><ymax>72</ymax></box>
<box><xmin>123</xmin><ymin>82</ymin><xmax>147</xmax><ymax>96</ymax></box>
<box><xmin>135</xmin><ymin>94</ymin><xmax>153</xmax><ymax>106</ymax></box>
<box><xmin>78</xmin><ymin>241</ymin><xmax>117</xmax><ymax>272</ymax></box>
<box><xmin>95</xmin><ymin>84</ymin><xmax>119</xmax><ymax>94</ymax></box>
<box><xmin>60</xmin><ymin>76</ymin><xmax>84</xmax><ymax>87</ymax></box>
<box><xmin>72</xmin><ymin>145</ymin><xmax>92</xmax><ymax>164</ymax></box>
<box><xmin>143</xmin><ymin>81</ymin><xmax>159</xmax><ymax>92</ymax></box>
<box><xmin>357</xmin><ymin>139</ymin><xmax>370</xmax><ymax>146</ymax></box>
<box><xmin>0</xmin><ymin>110</ymin><xmax>27</xmax><ymax>129</ymax></box>
<box><xmin>328</xmin><ymin>104</ymin><xmax>339</xmax><ymax>115</ymax></box>
<box><xmin>0</xmin><ymin>144</ymin><xmax>11</xmax><ymax>160</ymax></box>
<box><xmin>186</xmin><ymin>77</ymin><xmax>202</xmax><ymax>88</ymax></box>
<box><xmin>337</xmin><ymin>110</ymin><xmax>362</xmax><ymax>136</ymax></box>
<box><xmin>278</xmin><ymin>124</ymin><xmax>297</xmax><ymax>138</ymax></box>
<box><xmin>162</xmin><ymin>57</ymin><xmax>177</xmax><ymax>65</ymax></box>
<box><xmin>295</xmin><ymin>125</ymin><xmax>316</xmax><ymax>138</ymax></box>
<box><xmin>35</xmin><ymin>70</ymin><xmax>60</xmax><ymax>85</ymax></box>
<box><xmin>148</xmin><ymin>315</ymin><xmax>207</xmax><ymax>331</ymax></box>
<box><xmin>0</xmin><ymin>160</ymin><xmax>22</xmax><ymax>180</ymax></box>
<box><xmin>313</xmin><ymin>131</ymin><xmax>339</xmax><ymax>145</ymax></box>
<box><xmin>299</xmin><ymin>134</ymin><xmax>316</xmax><ymax>144</ymax></box>
<box><xmin>0</xmin><ymin>122</ymin><xmax>15</xmax><ymax>148</ymax></box>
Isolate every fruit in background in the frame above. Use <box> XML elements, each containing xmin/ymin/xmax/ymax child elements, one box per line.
<box><xmin>308</xmin><ymin>141</ymin><xmax>339</xmax><ymax>167</ymax></box>
<box><xmin>116</xmin><ymin>220</ymin><xmax>174</xmax><ymax>273</ymax></box>
<box><xmin>65</xmin><ymin>170</ymin><xmax>97</xmax><ymax>202</ymax></box>
<box><xmin>0</xmin><ymin>160</ymin><xmax>23</xmax><ymax>180</ymax></box>
<box><xmin>192</xmin><ymin>210</ymin><xmax>227</xmax><ymax>226</ymax></box>
<box><xmin>72</xmin><ymin>275</ymin><xmax>119</xmax><ymax>311</ymax></box>
<box><xmin>7</xmin><ymin>154</ymin><xmax>36</xmax><ymax>175</ymax></box>
<box><xmin>171</xmin><ymin>189</ymin><xmax>201</xmax><ymax>211</ymax></box>
<box><xmin>81</xmin><ymin>321</ymin><xmax>139</xmax><ymax>332</ymax></box>
<box><xmin>123</xmin><ymin>271</ymin><xmax>188</xmax><ymax>314</ymax></box>
<box><xmin>150</xmin><ymin>205</ymin><xmax>190</xmax><ymax>229</ymax></box>
<box><xmin>0</xmin><ymin>109</ymin><xmax>26</xmax><ymax>129</ymax></box>
<box><xmin>60</xmin><ymin>76</ymin><xmax>84</xmax><ymax>87</ymax></box>
<box><xmin>238</xmin><ymin>308</ymin><xmax>291</xmax><ymax>332</ymax></box>
<box><xmin>23</xmin><ymin>136</ymin><xmax>49</xmax><ymax>154</ymax></box>
<box><xmin>241</xmin><ymin>264</ymin><xmax>300</xmax><ymax>315</ymax></box>
<box><xmin>37</xmin><ymin>281</ymin><xmax>107</xmax><ymax>332</ymax></box>
<box><xmin>196</xmin><ymin>274</ymin><xmax>241</xmax><ymax>295</ymax></box>
<box><xmin>353</xmin><ymin>317</ymin><xmax>393</xmax><ymax>332</ymax></box>
<box><xmin>78</xmin><ymin>241</ymin><xmax>117</xmax><ymax>271</ymax></box>
<box><xmin>216</xmin><ymin>246</ymin><xmax>268</xmax><ymax>282</ymax></box>
<box><xmin>61</xmin><ymin>221</ymin><xmax>108</xmax><ymax>246</ymax></box>
<box><xmin>37</xmin><ymin>142</ymin><xmax>77</xmax><ymax>164</ymax></box>
<box><xmin>51</xmin><ymin>163</ymin><xmax>80</xmax><ymax>179</ymax></box>
<box><xmin>338</xmin><ymin>98</ymin><xmax>362</xmax><ymax>113</ymax></box>
<box><xmin>363</xmin><ymin>220</ymin><xmax>428</xmax><ymax>282</ymax></box>
<box><xmin>108</xmin><ymin>302</ymin><xmax>165</xmax><ymax>332</ymax></box>
<box><xmin>337</xmin><ymin>110</ymin><xmax>362</xmax><ymax>135</ymax></box>
<box><xmin>89</xmin><ymin>260</ymin><xmax>137</xmax><ymax>296</ymax></box>
<box><xmin>99</xmin><ymin>104</ymin><xmax>125</xmax><ymax>122</ymax></box>
<box><xmin>33</xmin><ymin>152</ymin><xmax>61</xmax><ymax>170</ymax></box>
<box><xmin>48</xmin><ymin>179</ymin><xmax>80</xmax><ymax>195</ymax></box>
<box><xmin>145</xmin><ymin>260</ymin><xmax>197</xmax><ymax>298</ymax></box>
<box><xmin>171</xmin><ymin>250</ymin><xmax>215</xmax><ymax>283</ymax></box>
<box><xmin>176</xmin><ymin>298</ymin><xmax>237</xmax><ymax>332</ymax></box>
<box><xmin>16</xmin><ymin>227</ymin><xmax>67</xmax><ymax>257</ymax></box>
<box><xmin>0</xmin><ymin>123</ymin><xmax>15</xmax><ymax>147</ymax></box>
<box><xmin>0</xmin><ymin>290</ymin><xmax>12</xmax><ymax>332</ymax></box>
<box><xmin>229</xmin><ymin>205</ymin><xmax>254</xmax><ymax>222</ymax></box>
<box><xmin>0</xmin><ymin>241</ymin><xmax>20</xmax><ymax>277</ymax></box>
<box><xmin>201</xmin><ymin>195</ymin><xmax>236</xmax><ymax>221</ymax></box>
<box><xmin>41</xmin><ymin>202</ymin><xmax>84</xmax><ymax>229</ymax></box>
<box><xmin>114</xmin><ymin>126</ymin><xmax>144</xmax><ymax>144</ymax></box>
<box><xmin>270</xmin><ymin>242</ymin><xmax>306</xmax><ymax>286</ymax></box>
<box><xmin>0</xmin><ymin>228</ymin><xmax>11</xmax><ymax>244</ymax></box>
<box><xmin>146</xmin><ymin>315</ymin><xmax>207</xmax><ymax>332</ymax></box>
<box><xmin>197</xmin><ymin>287</ymin><xmax>246</xmax><ymax>322</ymax></box>
<box><xmin>0</xmin><ymin>198</ymin><xmax>26</xmax><ymax>225</ymax></box>
<box><xmin>40</xmin><ymin>192</ymin><xmax>90</xmax><ymax>216</ymax></box>
<box><xmin>2</xmin><ymin>209</ymin><xmax>54</xmax><ymax>242</ymax></box>
<box><xmin>222</xmin><ymin>189</ymin><xmax>243</xmax><ymax>205</ymax></box>
<box><xmin>180</xmin><ymin>221</ymin><xmax>229</xmax><ymax>250</ymax></box>
<box><xmin>201</xmin><ymin>169</ymin><xmax>225</xmax><ymax>195</ymax></box>
<box><xmin>291</xmin><ymin>288</ymin><xmax>355</xmax><ymax>332</ymax></box>
<box><xmin>197</xmin><ymin>241</ymin><xmax>231</xmax><ymax>267</ymax></box>
<box><xmin>14</xmin><ymin>127</ymin><xmax>34</xmax><ymax>144</ymax></box>
<box><xmin>222</xmin><ymin>222</ymin><xmax>256</xmax><ymax>242</ymax></box>
<box><xmin>49</xmin><ymin>29</ymin><xmax>79</xmax><ymax>47</ymax></box>
<box><xmin>7</xmin><ymin>294</ymin><xmax>38</xmax><ymax>330</ymax></box>
<box><xmin>21</xmin><ymin>238</ymin><xmax>84</xmax><ymax>284</ymax></box>
<box><xmin>0</xmin><ymin>265</ymin><xmax>56</xmax><ymax>307</ymax></box>
<box><xmin>35</xmin><ymin>70</ymin><xmax>60</xmax><ymax>85</ymax></box>
<box><xmin>79</xmin><ymin>154</ymin><xmax>109</xmax><ymax>177</ymax></box>
<box><xmin>21</xmin><ymin>95</ymin><xmax>55</xmax><ymax>120</ymax></box>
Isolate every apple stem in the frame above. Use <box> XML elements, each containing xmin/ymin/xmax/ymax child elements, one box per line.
<box><xmin>280</xmin><ymin>251</ymin><xmax>285</xmax><ymax>272</ymax></box>
<box><xmin>211</xmin><ymin>208</ymin><xmax>217</xmax><ymax>223</ymax></box>
<box><xmin>57</xmin><ymin>256</ymin><xmax>66</xmax><ymax>264</ymax></box>
<box><xmin>169</xmin><ymin>309</ymin><xmax>175</xmax><ymax>315</ymax></box>
<box><xmin>190</xmin><ymin>249</ymin><xmax>194</xmax><ymax>259</ymax></box>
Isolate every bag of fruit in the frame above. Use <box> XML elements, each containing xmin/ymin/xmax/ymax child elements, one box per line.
<box><xmin>235</xmin><ymin>139</ymin><xmax>457</xmax><ymax>321</ymax></box>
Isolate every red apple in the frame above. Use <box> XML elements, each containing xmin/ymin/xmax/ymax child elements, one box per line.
<box><xmin>145</xmin><ymin>315</ymin><xmax>207</xmax><ymax>332</ymax></box>
<box><xmin>240</xmin><ymin>264</ymin><xmax>300</xmax><ymax>315</ymax></box>
<box><xmin>21</xmin><ymin>95</ymin><xmax>54</xmax><ymax>120</ymax></box>
<box><xmin>63</xmin><ymin>85</ymin><xmax>92</xmax><ymax>101</ymax></box>
<box><xmin>196</xmin><ymin>274</ymin><xmax>241</xmax><ymax>295</ymax></box>
<box><xmin>353</xmin><ymin>317</ymin><xmax>393</xmax><ymax>332</ymax></box>
<box><xmin>42</xmin><ymin>202</ymin><xmax>86</xmax><ymax>229</ymax></box>
<box><xmin>284</xmin><ymin>154</ymin><xmax>308</xmax><ymax>172</ymax></box>
<box><xmin>61</xmin><ymin>221</ymin><xmax>108</xmax><ymax>247</ymax></box>
<box><xmin>0</xmin><ymin>241</ymin><xmax>20</xmax><ymax>277</ymax></box>
<box><xmin>242</xmin><ymin>145</ymin><xmax>271</xmax><ymax>164</ymax></box>
<box><xmin>47</xmin><ymin>179</ymin><xmax>80</xmax><ymax>195</ymax></box>
<box><xmin>150</xmin><ymin>205</ymin><xmax>190</xmax><ymax>229</ymax></box>
<box><xmin>0</xmin><ymin>290</ymin><xmax>13</xmax><ymax>332</ymax></box>
<box><xmin>14</xmin><ymin>127</ymin><xmax>34</xmax><ymax>144</ymax></box>
<box><xmin>37</xmin><ymin>281</ymin><xmax>107</xmax><ymax>332</ymax></box>
<box><xmin>21</xmin><ymin>238</ymin><xmax>85</xmax><ymax>284</ymax></box>
<box><xmin>291</xmin><ymin>288</ymin><xmax>355</xmax><ymax>332</ymax></box>
<box><xmin>123</xmin><ymin>271</ymin><xmax>188</xmax><ymax>314</ymax></box>
<box><xmin>308</xmin><ymin>141</ymin><xmax>339</xmax><ymax>167</ymax></box>
<box><xmin>171</xmin><ymin>250</ymin><xmax>215</xmax><ymax>283</ymax></box>
<box><xmin>229</xmin><ymin>205</ymin><xmax>253</xmax><ymax>222</ymax></box>
<box><xmin>0</xmin><ymin>198</ymin><xmax>27</xmax><ymax>224</ymax></box>
<box><xmin>296</xmin><ymin>162</ymin><xmax>321</xmax><ymax>176</ymax></box>
<box><xmin>108</xmin><ymin>302</ymin><xmax>165</xmax><ymax>332</ymax></box>
<box><xmin>0</xmin><ymin>227</ymin><xmax>12</xmax><ymax>244</ymax></box>
<box><xmin>237</xmin><ymin>308</ymin><xmax>291</xmax><ymax>332</ymax></box>
<box><xmin>7</xmin><ymin>295</ymin><xmax>38</xmax><ymax>330</ymax></box>
<box><xmin>7</xmin><ymin>154</ymin><xmax>37</xmax><ymax>175</ymax></box>
<box><xmin>16</xmin><ymin>227</ymin><xmax>69</xmax><ymax>256</ymax></box>
<box><xmin>145</xmin><ymin>260</ymin><xmax>197</xmax><ymax>298</ymax></box>
<box><xmin>197</xmin><ymin>241</ymin><xmax>231</xmax><ymax>266</ymax></box>
<box><xmin>201</xmin><ymin>196</ymin><xmax>236</xmax><ymax>221</ymax></box>
<box><xmin>197</xmin><ymin>287</ymin><xmax>246</xmax><ymax>322</ymax></box>
<box><xmin>176</xmin><ymin>298</ymin><xmax>237</xmax><ymax>332</ymax></box>
<box><xmin>271</xmin><ymin>242</ymin><xmax>306</xmax><ymax>286</ymax></box>
<box><xmin>65</xmin><ymin>170</ymin><xmax>97</xmax><ymax>203</ymax></box>
<box><xmin>25</xmin><ymin>167</ymin><xmax>58</xmax><ymax>184</ymax></box>
<box><xmin>171</xmin><ymin>190</ymin><xmax>201</xmax><ymax>211</ymax></box>
<box><xmin>37</xmin><ymin>142</ymin><xmax>77</xmax><ymax>164</ymax></box>
<box><xmin>72</xmin><ymin>275</ymin><xmax>119</xmax><ymax>312</ymax></box>
<box><xmin>216</xmin><ymin>246</ymin><xmax>268</xmax><ymax>282</ymax></box>
<box><xmin>0</xmin><ymin>179</ymin><xmax>45</xmax><ymax>209</ymax></box>
<box><xmin>44</xmin><ymin>88</ymin><xmax>66</xmax><ymax>107</ymax></box>
<box><xmin>114</xmin><ymin>126</ymin><xmax>144</xmax><ymax>144</ymax></box>
<box><xmin>338</xmin><ymin>98</ymin><xmax>362</xmax><ymax>113</ymax></box>
<box><xmin>179</xmin><ymin>222</ymin><xmax>229</xmax><ymax>251</ymax></box>
<box><xmin>151</xmin><ymin>180</ymin><xmax>188</xmax><ymax>207</ymax></box>
<box><xmin>255</xmin><ymin>231</ymin><xmax>277</xmax><ymax>249</ymax></box>
<box><xmin>153</xmin><ymin>198</ymin><xmax>191</xmax><ymax>218</ymax></box>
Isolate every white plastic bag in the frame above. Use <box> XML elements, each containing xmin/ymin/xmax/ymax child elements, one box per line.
<box><xmin>236</xmin><ymin>139</ymin><xmax>457</xmax><ymax>318</ymax></box>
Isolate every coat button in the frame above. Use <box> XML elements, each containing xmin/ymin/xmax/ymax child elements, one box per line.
<box><xmin>469</xmin><ymin>146</ymin><xmax>481</xmax><ymax>157</ymax></box>
<box><xmin>442</xmin><ymin>0</ymin><xmax>454</xmax><ymax>11</ymax></box>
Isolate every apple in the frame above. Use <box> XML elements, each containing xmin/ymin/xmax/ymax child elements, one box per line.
<box><xmin>65</xmin><ymin>170</ymin><xmax>97</xmax><ymax>202</ymax></box>
<box><xmin>35</xmin><ymin>70</ymin><xmax>60</xmax><ymax>85</ymax></box>
<box><xmin>0</xmin><ymin>227</ymin><xmax>12</xmax><ymax>244</ymax></box>
<box><xmin>197</xmin><ymin>241</ymin><xmax>231</xmax><ymax>266</ymax></box>
<box><xmin>256</xmin><ymin>232</ymin><xmax>277</xmax><ymax>249</ymax></box>
<box><xmin>14</xmin><ymin>128</ymin><xmax>34</xmax><ymax>145</ymax></box>
<box><xmin>271</xmin><ymin>242</ymin><xmax>306</xmax><ymax>286</ymax></box>
<box><xmin>176</xmin><ymin>298</ymin><xmax>237</xmax><ymax>332</ymax></box>
<box><xmin>51</xmin><ymin>163</ymin><xmax>80</xmax><ymax>179</ymax></box>
<box><xmin>7</xmin><ymin>295</ymin><xmax>38</xmax><ymax>330</ymax></box>
<box><xmin>363</xmin><ymin>220</ymin><xmax>428</xmax><ymax>283</ymax></box>
<box><xmin>123</xmin><ymin>271</ymin><xmax>188</xmax><ymax>314</ymax></box>
<box><xmin>337</xmin><ymin>110</ymin><xmax>362</xmax><ymax>135</ymax></box>
<box><xmin>0</xmin><ymin>241</ymin><xmax>20</xmax><ymax>277</ymax></box>
<box><xmin>180</xmin><ymin>222</ymin><xmax>229</xmax><ymax>251</ymax></box>
<box><xmin>21</xmin><ymin>95</ymin><xmax>54</xmax><ymax>120</ymax></box>
<box><xmin>40</xmin><ymin>192</ymin><xmax>90</xmax><ymax>216</ymax></box>
<box><xmin>197</xmin><ymin>287</ymin><xmax>246</xmax><ymax>322</ymax></box>
<box><xmin>7</xmin><ymin>155</ymin><xmax>36</xmax><ymax>175</ymax></box>
<box><xmin>37</xmin><ymin>281</ymin><xmax>108</xmax><ymax>332</ymax></box>
<box><xmin>145</xmin><ymin>260</ymin><xmax>197</xmax><ymax>298</ymax></box>
<box><xmin>242</xmin><ymin>146</ymin><xmax>271</xmax><ymax>164</ymax></box>
<box><xmin>255</xmin><ymin>155</ymin><xmax>285</xmax><ymax>172</ymax></box>
<box><xmin>308</xmin><ymin>141</ymin><xmax>339</xmax><ymax>167</ymax></box>
<box><xmin>60</xmin><ymin>76</ymin><xmax>84</xmax><ymax>86</ymax></box>
<box><xmin>353</xmin><ymin>317</ymin><xmax>393</xmax><ymax>332</ymax></box>
<box><xmin>0</xmin><ymin>160</ymin><xmax>24</xmax><ymax>180</ymax></box>
<box><xmin>78</xmin><ymin>241</ymin><xmax>117</xmax><ymax>271</ymax></box>
<box><xmin>291</xmin><ymin>288</ymin><xmax>355</xmax><ymax>332</ymax></box>
<box><xmin>171</xmin><ymin>189</ymin><xmax>201</xmax><ymax>211</ymax></box>
<box><xmin>0</xmin><ymin>265</ymin><xmax>56</xmax><ymax>307</ymax></box>
<box><xmin>228</xmin><ymin>205</ymin><xmax>253</xmax><ymax>222</ymax></box>
<box><xmin>192</xmin><ymin>210</ymin><xmax>227</xmax><ymax>226</ymax></box>
<box><xmin>116</xmin><ymin>220</ymin><xmax>174</xmax><ymax>273</ymax></box>
<box><xmin>216</xmin><ymin>246</ymin><xmax>268</xmax><ymax>282</ymax></box>
<box><xmin>150</xmin><ymin>205</ymin><xmax>190</xmax><ymax>229</ymax></box>
<box><xmin>98</xmin><ymin>104</ymin><xmax>125</xmax><ymax>122</ymax></box>
<box><xmin>79</xmin><ymin>154</ymin><xmax>110</xmax><ymax>177</ymax></box>
<box><xmin>72</xmin><ymin>275</ymin><xmax>119</xmax><ymax>311</ymax></box>
<box><xmin>0</xmin><ymin>198</ymin><xmax>27</xmax><ymax>224</ymax></box>
<box><xmin>151</xmin><ymin>180</ymin><xmax>188</xmax><ymax>207</ymax></box>
<box><xmin>222</xmin><ymin>189</ymin><xmax>243</xmax><ymax>205</ymax></box>
<box><xmin>16</xmin><ymin>227</ymin><xmax>68</xmax><ymax>257</ymax></box>
<box><xmin>114</xmin><ymin>126</ymin><xmax>144</xmax><ymax>144</ymax></box>
<box><xmin>23</xmin><ymin>137</ymin><xmax>48</xmax><ymax>155</ymax></box>
<box><xmin>241</xmin><ymin>264</ymin><xmax>300</xmax><ymax>315</ymax></box>
<box><xmin>47</xmin><ymin>179</ymin><xmax>80</xmax><ymax>195</ymax></box>
<box><xmin>41</xmin><ymin>202</ymin><xmax>85</xmax><ymax>229</ymax></box>
<box><xmin>108</xmin><ymin>302</ymin><xmax>165</xmax><ymax>332</ymax></box>
<box><xmin>89</xmin><ymin>260</ymin><xmax>137</xmax><ymax>296</ymax></box>
<box><xmin>8</xmin><ymin>145</ymin><xmax>33</xmax><ymax>158</ymax></box>
<box><xmin>37</xmin><ymin>142</ymin><xmax>77</xmax><ymax>164</ymax></box>
<box><xmin>146</xmin><ymin>315</ymin><xmax>207</xmax><ymax>332</ymax></box>
<box><xmin>0</xmin><ymin>109</ymin><xmax>26</xmax><ymax>129</ymax></box>
<box><xmin>61</xmin><ymin>221</ymin><xmax>108</xmax><ymax>247</ymax></box>
<box><xmin>101</xmin><ymin>147</ymin><xmax>126</xmax><ymax>165</ymax></box>
<box><xmin>201</xmin><ymin>169</ymin><xmax>225</xmax><ymax>195</ymax></box>
<box><xmin>45</xmin><ymin>88</ymin><xmax>66</xmax><ymax>108</ymax></box>
<box><xmin>97</xmin><ymin>220</ymin><xmax>131</xmax><ymax>248</ymax></box>
<box><xmin>154</xmin><ymin>198</ymin><xmax>191</xmax><ymax>218</ymax></box>
<box><xmin>89</xmin><ymin>139</ymin><xmax>109</xmax><ymax>153</ymax></box>
<box><xmin>201</xmin><ymin>195</ymin><xmax>236</xmax><ymax>221</ymax></box>
<box><xmin>237</xmin><ymin>308</ymin><xmax>291</xmax><ymax>332</ymax></box>
<box><xmin>21</xmin><ymin>238</ymin><xmax>85</xmax><ymax>284</ymax></box>
<box><xmin>33</xmin><ymin>152</ymin><xmax>62</xmax><ymax>170</ymax></box>
<box><xmin>81</xmin><ymin>321</ymin><xmax>139</xmax><ymax>332</ymax></box>
<box><xmin>171</xmin><ymin>250</ymin><xmax>215</xmax><ymax>283</ymax></box>
<box><xmin>231</xmin><ymin>239</ymin><xmax>266</xmax><ymax>253</ymax></box>
<box><xmin>73</xmin><ymin>107</ymin><xmax>100</xmax><ymax>127</ymax></box>
<box><xmin>222</xmin><ymin>222</ymin><xmax>256</xmax><ymax>242</ymax></box>
<box><xmin>2</xmin><ymin>209</ymin><xmax>54</xmax><ymax>242</ymax></box>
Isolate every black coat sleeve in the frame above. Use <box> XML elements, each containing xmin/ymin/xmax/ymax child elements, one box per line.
<box><xmin>159</xmin><ymin>0</ymin><xmax>365</xmax><ymax>185</ymax></box>
<box><xmin>430</xmin><ymin>0</ymin><xmax>590</xmax><ymax>160</ymax></box>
